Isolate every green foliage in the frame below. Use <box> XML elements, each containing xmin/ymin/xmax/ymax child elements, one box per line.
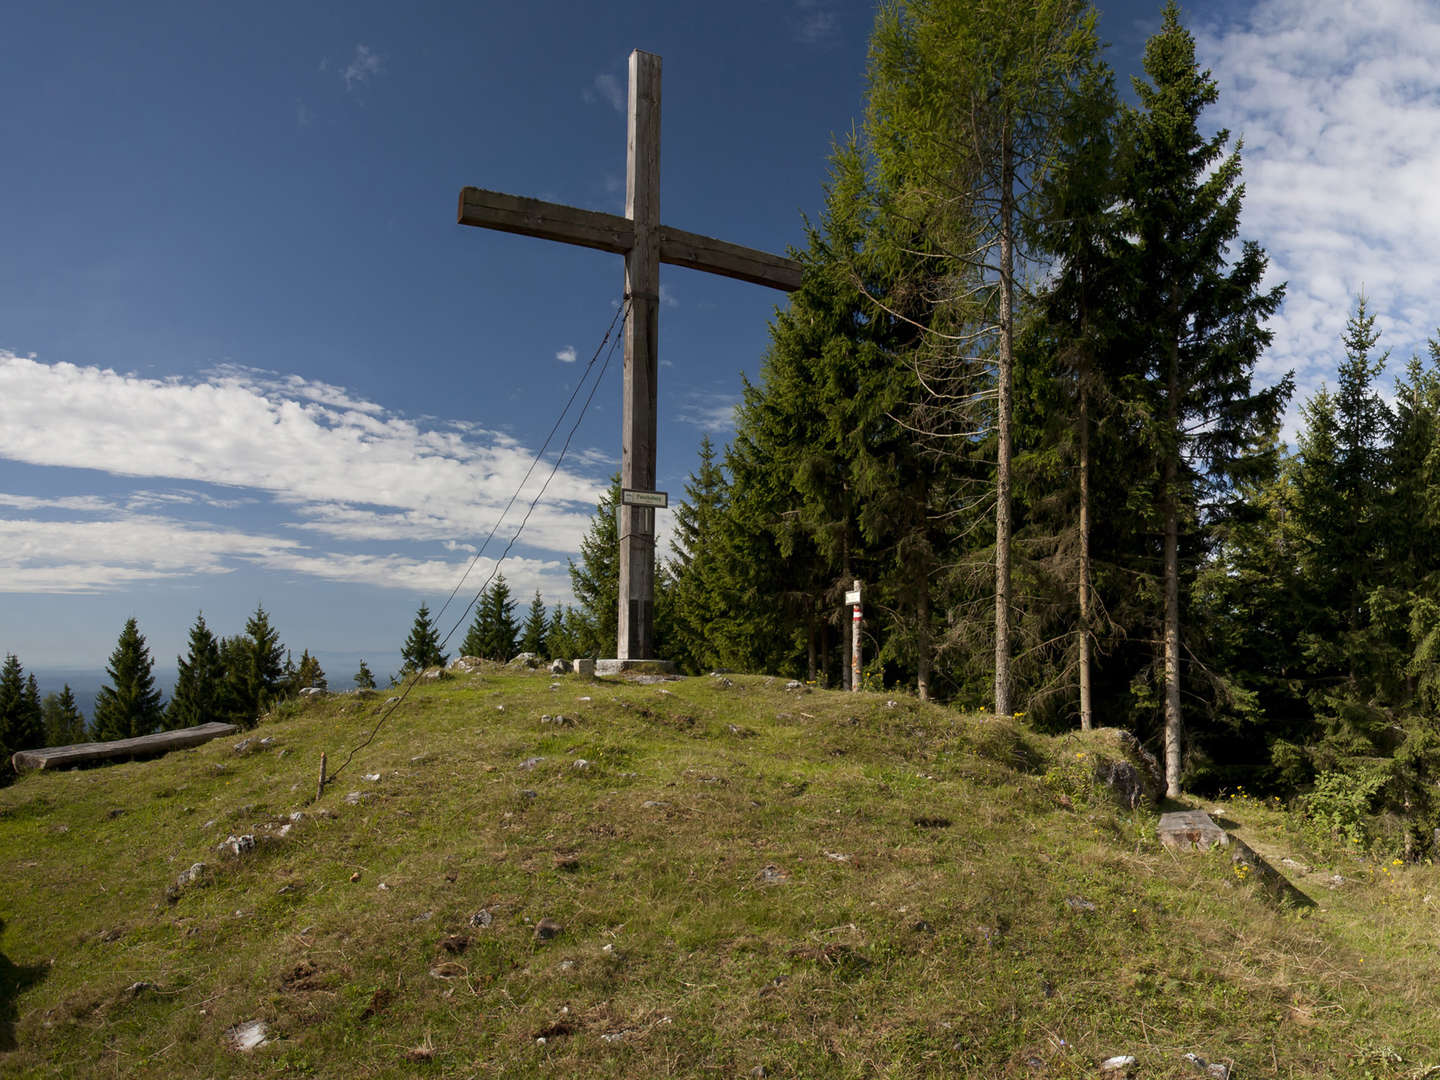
<box><xmin>167</xmin><ymin>611</ymin><xmax>225</xmax><ymax>730</ymax></box>
<box><xmin>1301</xmin><ymin>768</ymin><xmax>1390</xmax><ymax>849</ymax></box>
<box><xmin>461</xmin><ymin>576</ymin><xmax>519</xmax><ymax>661</ymax></box>
<box><xmin>520</xmin><ymin>590</ymin><xmax>548</xmax><ymax>656</ymax></box>
<box><xmin>400</xmin><ymin>602</ymin><xmax>448</xmax><ymax>672</ymax></box>
<box><xmin>291</xmin><ymin>649</ymin><xmax>327</xmax><ymax>691</ymax></box>
<box><xmin>354</xmin><ymin>659</ymin><xmax>377</xmax><ymax>690</ymax></box>
<box><xmin>569</xmin><ymin>478</ymin><xmax>621</xmax><ymax>658</ymax></box>
<box><xmin>40</xmin><ymin>686</ymin><xmax>86</xmax><ymax>747</ymax></box>
<box><xmin>220</xmin><ymin>605</ymin><xmax>288</xmax><ymax>727</ymax></box>
<box><xmin>92</xmin><ymin>618</ymin><xmax>164</xmax><ymax>741</ymax></box>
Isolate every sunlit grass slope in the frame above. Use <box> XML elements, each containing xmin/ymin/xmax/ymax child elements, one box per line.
<box><xmin>2</xmin><ymin>668</ymin><xmax>1439</xmax><ymax>1078</ymax></box>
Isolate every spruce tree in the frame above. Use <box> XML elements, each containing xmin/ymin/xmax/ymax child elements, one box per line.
<box><xmin>92</xmin><ymin>618</ymin><xmax>164</xmax><ymax>740</ymax></box>
<box><xmin>168</xmin><ymin>611</ymin><xmax>224</xmax><ymax>730</ymax></box>
<box><xmin>0</xmin><ymin>658</ymin><xmax>43</xmax><ymax>755</ymax></box>
<box><xmin>482</xmin><ymin>575</ymin><xmax>519</xmax><ymax>660</ymax></box>
<box><xmin>668</xmin><ymin>436</ymin><xmax>731</xmax><ymax>673</ymax></box>
<box><xmin>400</xmin><ymin>602</ymin><xmax>447</xmax><ymax>672</ymax></box>
<box><xmin>1120</xmin><ymin>1</ymin><xmax>1289</xmax><ymax>795</ymax></box>
<box><xmin>42</xmin><ymin>686</ymin><xmax>86</xmax><ymax>746</ymax></box>
<box><xmin>460</xmin><ymin>589</ymin><xmax>489</xmax><ymax>659</ymax></box>
<box><xmin>293</xmin><ymin>649</ymin><xmax>327</xmax><ymax>690</ymax></box>
<box><xmin>223</xmin><ymin>606</ymin><xmax>287</xmax><ymax>726</ymax></box>
<box><xmin>18</xmin><ymin>673</ymin><xmax>42</xmax><ymax>750</ymax></box>
<box><xmin>354</xmin><ymin>660</ymin><xmax>377</xmax><ymax>690</ymax></box>
<box><xmin>570</xmin><ymin>478</ymin><xmax>621</xmax><ymax>657</ymax></box>
<box><xmin>520</xmin><ymin>591</ymin><xmax>548</xmax><ymax>656</ymax></box>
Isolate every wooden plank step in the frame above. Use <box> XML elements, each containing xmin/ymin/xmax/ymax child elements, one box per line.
<box><xmin>11</xmin><ymin>721</ymin><xmax>242</xmax><ymax>772</ymax></box>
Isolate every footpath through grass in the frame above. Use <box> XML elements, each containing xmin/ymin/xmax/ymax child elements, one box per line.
<box><xmin>2</xmin><ymin>667</ymin><xmax>1439</xmax><ymax>1078</ymax></box>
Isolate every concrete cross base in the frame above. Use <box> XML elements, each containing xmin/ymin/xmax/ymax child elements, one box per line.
<box><xmin>595</xmin><ymin>658</ymin><xmax>677</xmax><ymax>676</ymax></box>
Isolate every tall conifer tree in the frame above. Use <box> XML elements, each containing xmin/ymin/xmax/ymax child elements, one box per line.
<box><xmin>570</xmin><ymin>478</ymin><xmax>621</xmax><ymax>657</ymax></box>
<box><xmin>1120</xmin><ymin>1</ymin><xmax>1288</xmax><ymax>795</ymax></box>
<box><xmin>93</xmin><ymin>618</ymin><xmax>164</xmax><ymax>741</ymax></box>
<box><xmin>401</xmin><ymin>603</ymin><xmax>447</xmax><ymax>671</ymax></box>
<box><xmin>168</xmin><ymin>611</ymin><xmax>224</xmax><ymax>730</ymax></box>
<box><xmin>520</xmin><ymin>591</ymin><xmax>548</xmax><ymax>656</ymax></box>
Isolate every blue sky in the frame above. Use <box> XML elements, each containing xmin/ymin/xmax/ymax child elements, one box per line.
<box><xmin>3</xmin><ymin>0</ymin><xmax>1438</xmax><ymax>682</ymax></box>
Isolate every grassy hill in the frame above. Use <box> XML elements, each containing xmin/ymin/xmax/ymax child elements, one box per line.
<box><xmin>2</xmin><ymin>667</ymin><xmax>1438</xmax><ymax>1078</ymax></box>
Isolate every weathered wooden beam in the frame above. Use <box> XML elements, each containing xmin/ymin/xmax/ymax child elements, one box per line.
<box><xmin>618</xmin><ymin>48</ymin><xmax>662</xmax><ymax>661</ymax></box>
<box><xmin>658</xmin><ymin>225</ymin><xmax>801</xmax><ymax>292</ymax></box>
<box><xmin>11</xmin><ymin>721</ymin><xmax>241</xmax><ymax>772</ymax></box>
<box><xmin>457</xmin><ymin>188</ymin><xmax>634</xmax><ymax>255</ymax></box>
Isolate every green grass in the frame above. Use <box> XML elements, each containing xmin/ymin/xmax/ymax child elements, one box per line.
<box><xmin>3</xmin><ymin>668</ymin><xmax>1439</xmax><ymax>1077</ymax></box>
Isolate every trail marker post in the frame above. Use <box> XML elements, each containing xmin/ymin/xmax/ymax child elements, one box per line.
<box><xmin>846</xmin><ymin>580</ymin><xmax>862</xmax><ymax>692</ymax></box>
<box><xmin>456</xmin><ymin>50</ymin><xmax>801</xmax><ymax>665</ymax></box>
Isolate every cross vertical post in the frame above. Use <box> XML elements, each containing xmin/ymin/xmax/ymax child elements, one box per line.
<box><xmin>619</xmin><ymin>49</ymin><xmax>661</xmax><ymax>660</ymax></box>
<box><xmin>454</xmin><ymin>48</ymin><xmax>803</xmax><ymax>669</ymax></box>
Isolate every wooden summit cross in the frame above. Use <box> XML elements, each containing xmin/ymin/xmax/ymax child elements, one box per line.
<box><xmin>458</xmin><ymin>49</ymin><xmax>801</xmax><ymax>663</ymax></box>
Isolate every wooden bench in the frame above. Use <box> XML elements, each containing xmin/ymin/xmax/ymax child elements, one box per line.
<box><xmin>11</xmin><ymin>721</ymin><xmax>241</xmax><ymax>772</ymax></box>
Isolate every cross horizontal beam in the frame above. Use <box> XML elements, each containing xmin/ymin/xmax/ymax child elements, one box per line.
<box><xmin>458</xmin><ymin>187</ymin><xmax>803</xmax><ymax>292</ymax></box>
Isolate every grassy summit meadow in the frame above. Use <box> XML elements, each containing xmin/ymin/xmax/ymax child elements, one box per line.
<box><xmin>2</xmin><ymin>667</ymin><xmax>1439</xmax><ymax>1078</ymax></box>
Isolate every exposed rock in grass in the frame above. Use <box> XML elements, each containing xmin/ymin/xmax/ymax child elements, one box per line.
<box><xmin>219</xmin><ymin>834</ymin><xmax>255</xmax><ymax>856</ymax></box>
<box><xmin>1100</xmin><ymin>1054</ymin><xmax>1136</xmax><ymax>1073</ymax></box>
<box><xmin>227</xmin><ymin>1019</ymin><xmax>271</xmax><ymax>1052</ymax></box>
<box><xmin>1158</xmin><ymin>811</ymin><xmax>1228</xmax><ymax>852</ymax></box>
<box><xmin>549</xmin><ymin>658</ymin><xmax>567</xmax><ymax>674</ymax></box>
<box><xmin>518</xmin><ymin>756</ymin><xmax>545</xmax><ymax>770</ymax></box>
<box><xmin>1182</xmin><ymin>1052</ymin><xmax>1230</xmax><ymax>1078</ymax></box>
<box><xmin>534</xmin><ymin>918</ymin><xmax>563</xmax><ymax>940</ymax></box>
<box><xmin>508</xmin><ymin>652</ymin><xmax>540</xmax><ymax>669</ymax></box>
<box><xmin>757</xmin><ymin>864</ymin><xmax>788</xmax><ymax>885</ymax></box>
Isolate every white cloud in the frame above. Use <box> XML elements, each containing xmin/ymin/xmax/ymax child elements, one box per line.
<box><xmin>659</xmin><ymin>284</ymin><xmax>678</xmax><ymax>309</ymax></box>
<box><xmin>582</xmin><ymin>71</ymin><xmax>625</xmax><ymax>113</ymax></box>
<box><xmin>792</xmin><ymin>0</ymin><xmax>839</xmax><ymax>46</ymax></box>
<box><xmin>678</xmin><ymin>392</ymin><xmax>739</xmax><ymax>433</ymax></box>
<box><xmin>1194</xmin><ymin>0</ymin><xmax>1440</xmax><ymax>432</ymax></box>
<box><xmin>0</xmin><ymin>509</ymin><xmax>575</xmax><ymax>602</ymax></box>
<box><xmin>556</xmin><ymin>345</ymin><xmax>578</xmax><ymax>364</ymax></box>
<box><xmin>0</xmin><ymin>351</ymin><xmax>610</xmax><ymax>595</ymax></box>
<box><xmin>342</xmin><ymin>44</ymin><xmax>382</xmax><ymax>91</ymax></box>
<box><xmin>0</xmin><ymin>352</ymin><xmax>604</xmax><ymax>525</ymax></box>
<box><xmin>0</xmin><ymin>515</ymin><xmax>301</xmax><ymax>593</ymax></box>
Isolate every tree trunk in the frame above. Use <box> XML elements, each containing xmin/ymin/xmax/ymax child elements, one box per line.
<box><xmin>1163</xmin><ymin>340</ymin><xmax>1183</xmax><ymax>798</ymax></box>
<box><xmin>994</xmin><ymin>127</ymin><xmax>1015</xmax><ymax>719</ymax></box>
<box><xmin>807</xmin><ymin>609</ymin><xmax>817</xmax><ymax>683</ymax></box>
<box><xmin>917</xmin><ymin>585</ymin><xmax>931</xmax><ymax>702</ymax></box>
<box><xmin>1078</xmin><ymin>380</ymin><xmax>1093</xmax><ymax>731</ymax></box>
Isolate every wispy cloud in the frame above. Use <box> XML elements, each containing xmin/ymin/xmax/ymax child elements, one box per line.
<box><xmin>1194</xmin><ymin>0</ymin><xmax>1440</xmax><ymax>429</ymax></box>
<box><xmin>678</xmin><ymin>392</ymin><xmax>739</xmax><ymax>434</ymax></box>
<box><xmin>0</xmin><ymin>350</ymin><xmax>608</xmax><ymax>596</ymax></box>
<box><xmin>792</xmin><ymin>0</ymin><xmax>840</xmax><ymax>47</ymax></box>
<box><xmin>0</xmin><ymin>513</ymin><xmax>573</xmax><ymax>600</ymax></box>
<box><xmin>659</xmin><ymin>284</ymin><xmax>678</xmax><ymax>309</ymax></box>
<box><xmin>342</xmin><ymin>44</ymin><xmax>383</xmax><ymax>91</ymax></box>
<box><xmin>556</xmin><ymin>346</ymin><xmax>577</xmax><ymax>364</ymax></box>
<box><xmin>582</xmin><ymin>71</ymin><xmax>625</xmax><ymax>113</ymax></box>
